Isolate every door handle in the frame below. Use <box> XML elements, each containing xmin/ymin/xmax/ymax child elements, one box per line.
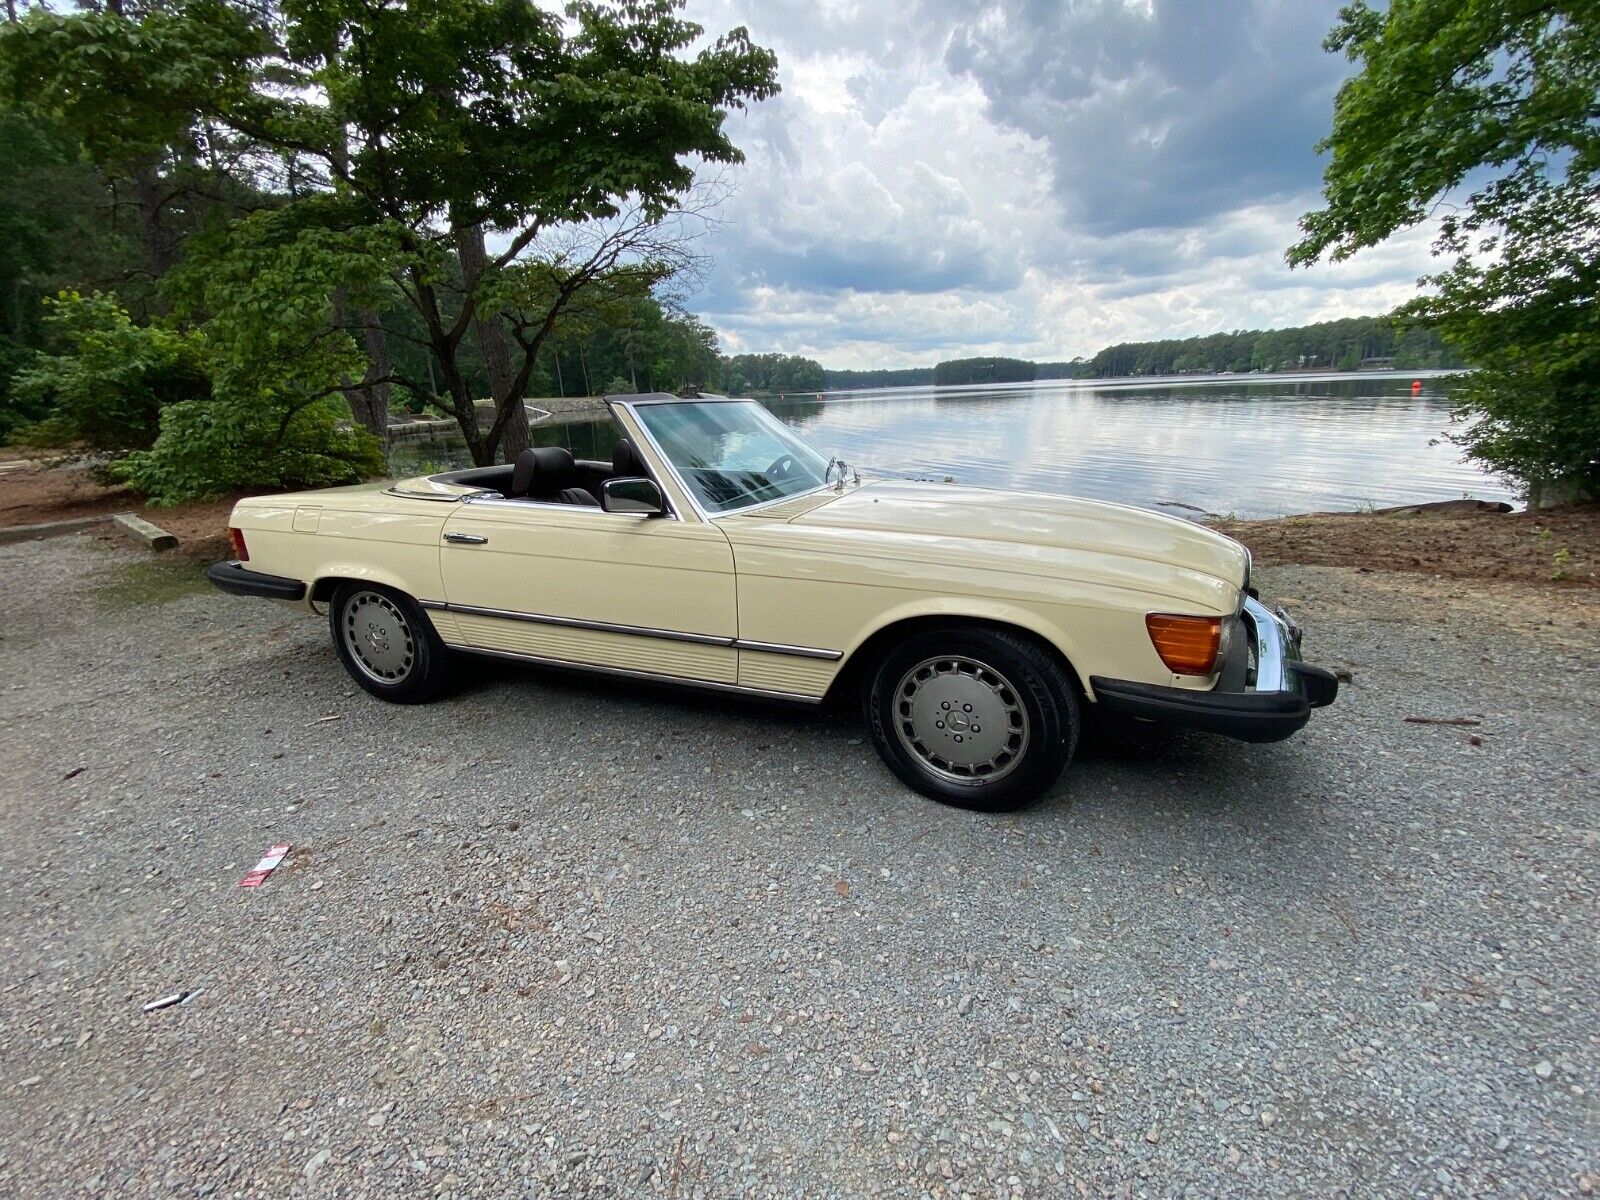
<box><xmin>443</xmin><ymin>532</ymin><xmax>488</xmax><ymax>545</ymax></box>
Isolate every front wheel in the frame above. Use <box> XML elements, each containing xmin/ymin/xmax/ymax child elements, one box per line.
<box><xmin>864</xmin><ymin>627</ymin><xmax>1079</xmax><ymax>811</ymax></box>
<box><xmin>329</xmin><ymin>582</ymin><xmax>453</xmax><ymax>704</ymax></box>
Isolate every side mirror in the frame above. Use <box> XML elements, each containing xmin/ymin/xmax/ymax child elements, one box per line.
<box><xmin>601</xmin><ymin>476</ymin><xmax>666</xmax><ymax>517</ymax></box>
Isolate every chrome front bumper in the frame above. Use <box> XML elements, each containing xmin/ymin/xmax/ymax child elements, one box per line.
<box><xmin>1242</xmin><ymin>596</ymin><xmax>1339</xmax><ymax>708</ymax></box>
<box><xmin>1088</xmin><ymin>596</ymin><xmax>1339</xmax><ymax>743</ymax></box>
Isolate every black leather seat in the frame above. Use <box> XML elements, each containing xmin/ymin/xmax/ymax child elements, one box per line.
<box><xmin>509</xmin><ymin>446</ymin><xmax>599</xmax><ymax>506</ymax></box>
<box><xmin>611</xmin><ymin>437</ymin><xmax>648</xmax><ymax>479</ymax></box>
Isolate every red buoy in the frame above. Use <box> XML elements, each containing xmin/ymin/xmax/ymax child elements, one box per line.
<box><xmin>1411</xmin><ymin>379</ymin><xmax>1422</xmax><ymax>393</ymax></box>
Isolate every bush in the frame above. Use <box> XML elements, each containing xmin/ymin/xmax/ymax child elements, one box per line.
<box><xmin>0</xmin><ymin>334</ymin><xmax>45</xmax><ymax>443</ymax></box>
<box><xmin>114</xmin><ymin>395</ymin><xmax>385</xmax><ymax>505</ymax></box>
<box><xmin>1449</xmin><ymin>361</ymin><xmax>1600</xmax><ymax>504</ymax></box>
<box><xmin>11</xmin><ymin>292</ymin><xmax>209</xmax><ymax>451</ymax></box>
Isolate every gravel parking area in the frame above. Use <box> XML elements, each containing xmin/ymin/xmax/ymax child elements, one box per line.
<box><xmin>1</xmin><ymin>535</ymin><xmax>1595</xmax><ymax>1198</ymax></box>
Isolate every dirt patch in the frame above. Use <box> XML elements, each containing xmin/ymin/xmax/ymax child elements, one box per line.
<box><xmin>0</xmin><ymin>463</ymin><xmax>238</xmax><ymax>560</ymax></box>
<box><xmin>1215</xmin><ymin>504</ymin><xmax>1598</xmax><ymax>590</ymax></box>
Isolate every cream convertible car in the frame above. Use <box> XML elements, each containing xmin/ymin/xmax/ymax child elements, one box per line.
<box><xmin>209</xmin><ymin>395</ymin><xmax>1337</xmax><ymax>809</ymax></box>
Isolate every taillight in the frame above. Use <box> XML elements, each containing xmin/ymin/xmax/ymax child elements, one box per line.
<box><xmin>1146</xmin><ymin>613</ymin><xmax>1222</xmax><ymax>675</ymax></box>
<box><xmin>228</xmin><ymin>527</ymin><xmax>249</xmax><ymax>562</ymax></box>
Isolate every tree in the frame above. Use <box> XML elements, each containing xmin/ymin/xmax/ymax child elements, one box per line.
<box><xmin>932</xmin><ymin>357</ymin><xmax>1037</xmax><ymax>386</ymax></box>
<box><xmin>1290</xmin><ymin>1</ymin><xmax>1599</xmax><ymax>500</ymax></box>
<box><xmin>723</xmin><ymin>352</ymin><xmax>824</xmax><ymax>395</ymax></box>
<box><xmin>1</xmin><ymin>0</ymin><xmax>778</xmax><ymax>467</ymax></box>
<box><xmin>114</xmin><ymin>201</ymin><xmax>390</xmax><ymax>502</ymax></box>
<box><xmin>262</xmin><ymin>0</ymin><xmax>773</xmax><ymax>464</ymax></box>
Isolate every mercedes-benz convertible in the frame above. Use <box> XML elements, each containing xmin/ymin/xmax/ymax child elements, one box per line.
<box><xmin>208</xmin><ymin>394</ymin><xmax>1337</xmax><ymax>809</ymax></box>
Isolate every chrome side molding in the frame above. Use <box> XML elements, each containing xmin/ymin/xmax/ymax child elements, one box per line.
<box><xmin>418</xmin><ymin>600</ymin><xmax>843</xmax><ymax>661</ymax></box>
<box><xmin>734</xmin><ymin>638</ymin><xmax>843</xmax><ymax>661</ymax></box>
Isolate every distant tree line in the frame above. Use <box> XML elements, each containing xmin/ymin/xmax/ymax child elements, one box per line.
<box><xmin>801</xmin><ymin>314</ymin><xmax>1461</xmax><ymax>393</ymax></box>
<box><xmin>1084</xmin><ymin>316</ymin><xmax>1462</xmax><ymax>377</ymax></box>
<box><xmin>932</xmin><ymin>357</ymin><xmax>1037</xmax><ymax>385</ymax></box>
<box><xmin>821</xmin><ymin>366</ymin><xmax>935</xmax><ymax>390</ymax></box>
<box><xmin>718</xmin><ymin>353</ymin><xmax>825</xmax><ymax>396</ymax></box>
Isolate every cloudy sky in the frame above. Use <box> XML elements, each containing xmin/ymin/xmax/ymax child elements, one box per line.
<box><xmin>679</xmin><ymin>0</ymin><xmax>1439</xmax><ymax>369</ymax></box>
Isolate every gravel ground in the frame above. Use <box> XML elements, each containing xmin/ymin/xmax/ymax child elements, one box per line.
<box><xmin>1</xmin><ymin>535</ymin><xmax>1595</xmax><ymax>1199</ymax></box>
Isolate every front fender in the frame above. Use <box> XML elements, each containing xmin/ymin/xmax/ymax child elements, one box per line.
<box><xmin>840</xmin><ymin>593</ymin><xmax>1210</xmax><ymax>700</ymax></box>
<box><xmin>841</xmin><ymin>596</ymin><xmax>1097</xmax><ymax>694</ymax></box>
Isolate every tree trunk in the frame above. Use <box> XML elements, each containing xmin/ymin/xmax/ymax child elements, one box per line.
<box><xmin>129</xmin><ymin>161</ymin><xmax>177</xmax><ymax>277</ymax></box>
<box><xmin>331</xmin><ymin>290</ymin><xmax>392</xmax><ymax>446</ymax></box>
<box><xmin>455</xmin><ymin>217</ymin><xmax>530</xmax><ymax>463</ymax></box>
<box><xmin>407</xmin><ymin>266</ymin><xmax>489</xmax><ymax>465</ymax></box>
<box><xmin>356</xmin><ymin>306</ymin><xmax>392</xmax><ymax>444</ymax></box>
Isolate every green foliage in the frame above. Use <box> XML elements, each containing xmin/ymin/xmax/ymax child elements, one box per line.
<box><xmin>273</xmin><ymin>0</ymin><xmax>777</xmax><ymax>230</ymax></box>
<box><xmin>114</xmin><ymin>395</ymin><xmax>384</xmax><ymax>505</ymax></box>
<box><xmin>0</xmin><ymin>2</ymin><xmax>269</xmax><ymax>166</ymax></box>
<box><xmin>812</xmin><ymin>318</ymin><xmax>1457</xmax><ymax>389</ymax></box>
<box><xmin>1292</xmin><ymin>0</ymin><xmax>1599</xmax><ymax>499</ymax></box>
<box><xmin>722</xmin><ymin>353</ymin><xmax>825</xmax><ymax>395</ymax></box>
<box><xmin>933</xmin><ymin>357</ymin><xmax>1037</xmax><ymax>386</ymax></box>
<box><xmin>11</xmin><ymin>292</ymin><xmax>209</xmax><ymax>451</ymax></box>
<box><xmin>110</xmin><ymin>204</ymin><xmax>392</xmax><ymax>503</ymax></box>
<box><xmin>1035</xmin><ymin>359</ymin><xmax>1094</xmax><ymax>381</ymax></box>
<box><xmin>549</xmin><ymin>299</ymin><xmax>721</xmax><ymax>396</ymax></box>
<box><xmin>1088</xmin><ymin>316</ymin><xmax>1459</xmax><ymax>378</ymax></box>
<box><xmin>0</xmin><ymin>0</ymin><xmax>779</xmax><ymax>468</ymax></box>
<box><xmin>0</xmin><ymin>112</ymin><xmax>150</xmax><ymax>430</ymax></box>
<box><xmin>823</xmin><ymin>366</ymin><xmax>936</xmax><ymax>390</ymax></box>
<box><xmin>0</xmin><ymin>335</ymin><xmax>45</xmax><ymax>442</ymax></box>
<box><xmin>236</xmin><ymin>0</ymin><xmax>774</xmax><ymax>461</ymax></box>
<box><xmin>163</xmin><ymin>199</ymin><xmax>402</xmax><ymax>401</ymax></box>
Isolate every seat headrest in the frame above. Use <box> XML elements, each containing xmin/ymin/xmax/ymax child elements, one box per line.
<box><xmin>511</xmin><ymin>446</ymin><xmax>576</xmax><ymax>497</ymax></box>
<box><xmin>611</xmin><ymin>437</ymin><xmax>647</xmax><ymax>478</ymax></box>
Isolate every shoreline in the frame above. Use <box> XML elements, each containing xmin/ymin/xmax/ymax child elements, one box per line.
<box><xmin>1213</xmin><ymin>502</ymin><xmax>1595</xmax><ymax>590</ymax></box>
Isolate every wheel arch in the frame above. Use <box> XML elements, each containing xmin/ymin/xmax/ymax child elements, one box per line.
<box><xmin>309</xmin><ymin>568</ymin><xmax>426</xmax><ymax>608</ymax></box>
<box><xmin>826</xmin><ymin>605</ymin><xmax>1091</xmax><ymax>705</ymax></box>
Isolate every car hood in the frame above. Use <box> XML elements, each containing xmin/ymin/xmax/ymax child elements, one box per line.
<box><xmin>752</xmin><ymin>479</ymin><xmax>1249</xmax><ymax>608</ymax></box>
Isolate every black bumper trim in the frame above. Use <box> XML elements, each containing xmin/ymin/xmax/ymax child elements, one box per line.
<box><xmin>1089</xmin><ymin>674</ymin><xmax>1333</xmax><ymax>744</ymax></box>
<box><xmin>206</xmin><ymin>559</ymin><xmax>307</xmax><ymax>601</ymax></box>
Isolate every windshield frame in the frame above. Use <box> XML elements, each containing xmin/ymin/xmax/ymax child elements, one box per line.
<box><xmin>616</xmin><ymin>396</ymin><xmax>833</xmax><ymax>520</ymax></box>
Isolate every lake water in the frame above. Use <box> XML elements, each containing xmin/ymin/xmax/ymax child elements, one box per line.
<box><xmin>403</xmin><ymin>370</ymin><xmax>1517</xmax><ymax>520</ymax></box>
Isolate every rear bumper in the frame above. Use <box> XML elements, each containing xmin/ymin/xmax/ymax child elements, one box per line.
<box><xmin>1091</xmin><ymin>598</ymin><xmax>1339</xmax><ymax>744</ymax></box>
<box><xmin>206</xmin><ymin>559</ymin><xmax>307</xmax><ymax>601</ymax></box>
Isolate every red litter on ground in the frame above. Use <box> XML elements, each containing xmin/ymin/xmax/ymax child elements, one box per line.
<box><xmin>238</xmin><ymin>843</ymin><xmax>291</xmax><ymax>888</ymax></box>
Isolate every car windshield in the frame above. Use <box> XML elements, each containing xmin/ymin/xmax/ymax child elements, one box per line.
<box><xmin>630</xmin><ymin>400</ymin><xmax>832</xmax><ymax>514</ymax></box>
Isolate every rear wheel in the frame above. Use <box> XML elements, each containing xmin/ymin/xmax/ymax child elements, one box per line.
<box><xmin>329</xmin><ymin>582</ymin><xmax>453</xmax><ymax>704</ymax></box>
<box><xmin>864</xmin><ymin>627</ymin><xmax>1079</xmax><ymax>810</ymax></box>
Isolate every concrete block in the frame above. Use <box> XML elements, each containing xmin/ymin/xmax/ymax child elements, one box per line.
<box><xmin>112</xmin><ymin>511</ymin><xmax>178</xmax><ymax>551</ymax></box>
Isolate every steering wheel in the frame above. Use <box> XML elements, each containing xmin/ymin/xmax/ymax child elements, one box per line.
<box><xmin>764</xmin><ymin>453</ymin><xmax>798</xmax><ymax>480</ymax></box>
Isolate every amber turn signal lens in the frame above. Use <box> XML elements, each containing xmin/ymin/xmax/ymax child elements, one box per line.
<box><xmin>1146</xmin><ymin>613</ymin><xmax>1222</xmax><ymax>675</ymax></box>
<box><xmin>227</xmin><ymin>527</ymin><xmax>249</xmax><ymax>562</ymax></box>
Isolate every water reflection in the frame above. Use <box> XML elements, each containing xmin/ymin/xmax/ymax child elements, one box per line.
<box><xmin>768</xmin><ymin>373</ymin><xmax>1512</xmax><ymax>518</ymax></box>
<box><xmin>395</xmin><ymin>372</ymin><xmax>1515</xmax><ymax>520</ymax></box>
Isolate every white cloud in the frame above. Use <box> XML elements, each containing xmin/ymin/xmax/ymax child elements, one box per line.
<box><xmin>678</xmin><ymin>1</ymin><xmax>1440</xmax><ymax>369</ymax></box>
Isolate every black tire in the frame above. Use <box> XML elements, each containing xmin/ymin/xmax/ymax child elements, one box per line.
<box><xmin>328</xmin><ymin>582</ymin><xmax>453</xmax><ymax>704</ymax></box>
<box><xmin>864</xmin><ymin>626</ymin><xmax>1079</xmax><ymax>811</ymax></box>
